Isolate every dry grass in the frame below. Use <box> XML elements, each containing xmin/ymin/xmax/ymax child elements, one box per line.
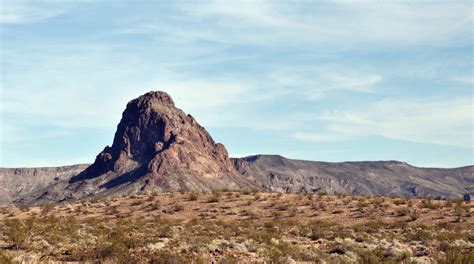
<box><xmin>0</xmin><ymin>192</ymin><xmax>472</xmax><ymax>263</ymax></box>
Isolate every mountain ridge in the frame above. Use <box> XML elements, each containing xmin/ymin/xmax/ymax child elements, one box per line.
<box><xmin>1</xmin><ymin>154</ymin><xmax>471</xmax><ymax>205</ymax></box>
<box><xmin>1</xmin><ymin>91</ymin><xmax>472</xmax><ymax>205</ymax></box>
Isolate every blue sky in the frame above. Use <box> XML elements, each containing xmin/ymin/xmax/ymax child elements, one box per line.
<box><xmin>0</xmin><ymin>0</ymin><xmax>472</xmax><ymax>168</ymax></box>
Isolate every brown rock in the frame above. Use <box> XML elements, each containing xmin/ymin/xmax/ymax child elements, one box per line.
<box><xmin>17</xmin><ymin>91</ymin><xmax>252</xmax><ymax>204</ymax></box>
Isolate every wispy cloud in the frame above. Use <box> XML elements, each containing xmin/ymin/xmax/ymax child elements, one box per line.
<box><xmin>292</xmin><ymin>132</ymin><xmax>345</xmax><ymax>143</ymax></box>
<box><xmin>172</xmin><ymin>0</ymin><xmax>472</xmax><ymax>48</ymax></box>
<box><xmin>267</xmin><ymin>66</ymin><xmax>383</xmax><ymax>100</ymax></box>
<box><xmin>320</xmin><ymin>97</ymin><xmax>473</xmax><ymax>148</ymax></box>
<box><xmin>0</xmin><ymin>0</ymin><xmax>73</xmax><ymax>24</ymax></box>
<box><xmin>452</xmin><ymin>76</ymin><xmax>474</xmax><ymax>85</ymax></box>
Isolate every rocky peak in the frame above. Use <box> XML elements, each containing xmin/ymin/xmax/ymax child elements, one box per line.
<box><xmin>71</xmin><ymin>91</ymin><xmax>235</xmax><ymax>189</ymax></box>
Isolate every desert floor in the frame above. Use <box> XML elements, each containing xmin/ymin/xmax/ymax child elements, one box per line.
<box><xmin>0</xmin><ymin>192</ymin><xmax>473</xmax><ymax>263</ymax></box>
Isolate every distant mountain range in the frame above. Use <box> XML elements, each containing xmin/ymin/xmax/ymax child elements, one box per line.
<box><xmin>1</xmin><ymin>91</ymin><xmax>472</xmax><ymax>205</ymax></box>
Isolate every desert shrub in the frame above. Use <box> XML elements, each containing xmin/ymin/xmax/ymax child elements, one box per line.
<box><xmin>291</xmin><ymin>246</ymin><xmax>324</xmax><ymax>262</ymax></box>
<box><xmin>394</xmin><ymin>208</ymin><xmax>409</xmax><ymax>217</ymax></box>
<box><xmin>288</xmin><ymin>208</ymin><xmax>298</xmax><ymax>217</ymax></box>
<box><xmin>356</xmin><ymin>200</ymin><xmax>368</xmax><ymax>211</ymax></box>
<box><xmin>220</xmin><ymin>254</ymin><xmax>239</xmax><ymax>264</ymax></box>
<box><xmin>109</xmin><ymin>205</ymin><xmax>121</xmax><ymax>215</ymax></box>
<box><xmin>393</xmin><ymin>199</ymin><xmax>406</xmax><ymax>206</ymax></box>
<box><xmin>357</xmin><ymin>246</ymin><xmax>406</xmax><ymax>264</ymax></box>
<box><xmin>172</xmin><ymin>203</ymin><xmax>184</xmax><ymax>212</ymax></box>
<box><xmin>404</xmin><ymin>227</ymin><xmax>432</xmax><ymax>242</ymax></box>
<box><xmin>17</xmin><ymin>205</ymin><xmax>29</xmax><ymax>212</ymax></box>
<box><xmin>435</xmin><ymin>246</ymin><xmax>474</xmax><ymax>264</ymax></box>
<box><xmin>433</xmin><ymin>230</ymin><xmax>470</xmax><ymax>242</ymax></box>
<box><xmin>360</xmin><ymin>220</ymin><xmax>386</xmax><ymax>234</ymax></box>
<box><xmin>358</xmin><ymin>248</ymin><xmax>388</xmax><ymax>264</ymax></box>
<box><xmin>342</xmin><ymin>197</ymin><xmax>352</xmax><ymax>205</ymax></box>
<box><xmin>308</xmin><ymin>225</ymin><xmax>325</xmax><ymax>241</ymax></box>
<box><xmin>254</xmin><ymin>193</ymin><xmax>261</xmax><ymax>201</ymax></box>
<box><xmin>306</xmin><ymin>220</ymin><xmax>333</xmax><ymax>240</ymax></box>
<box><xmin>207</xmin><ymin>195</ymin><xmax>219</xmax><ymax>203</ymax></box>
<box><xmin>130</xmin><ymin>200</ymin><xmax>142</xmax><ymax>206</ymax></box>
<box><xmin>266</xmin><ymin>246</ymin><xmax>290</xmax><ymax>264</ymax></box>
<box><xmin>148</xmin><ymin>201</ymin><xmax>161</xmax><ymax>211</ymax></box>
<box><xmin>242</xmin><ymin>209</ymin><xmax>258</xmax><ymax>219</ymax></box>
<box><xmin>372</xmin><ymin>197</ymin><xmax>385</xmax><ymax>207</ymax></box>
<box><xmin>41</xmin><ymin>203</ymin><xmax>55</xmax><ymax>215</ymax></box>
<box><xmin>271</xmin><ymin>211</ymin><xmax>283</xmax><ymax>218</ymax></box>
<box><xmin>207</xmin><ymin>191</ymin><xmax>221</xmax><ymax>203</ymax></box>
<box><xmin>276</xmin><ymin>203</ymin><xmax>289</xmax><ymax>211</ymax></box>
<box><xmin>188</xmin><ymin>192</ymin><xmax>199</xmax><ymax>201</ymax></box>
<box><xmin>409</xmin><ymin>212</ymin><xmax>419</xmax><ymax>222</ymax></box>
<box><xmin>90</xmin><ymin>198</ymin><xmax>101</xmax><ymax>204</ymax></box>
<box><xmin>241</xmin><ymin>189</ymin><xmax>252</xmax><ymax>195</ymax></box>
<box><xmin>146</xmin><ymin>193</ymin><xmax>156</xmax><ymax>202</ymax></box>
<box><xmin>249</xmin><ymin>229</ymin><xmax>280</xmax><ymax>244</ymax></box>
<box><xmin>148</xmin><ymin>250</ymin><xmax>198</xmax><ymax>264</ymax></box>
<box><xmin>263</xmin><ymin>221</ymin><xmax>275</xmax><ymax>230</ymax></box>
<box><xmin>453</xmin><ymin>203</ymin><xmax>467</xmax><ymax>218</ymax></box>
<box><xmin>0</xmin><ymin>250</ymin><xmax>12</xmax><ymax>264</ymax></box>
<box><xmin>420</xmin><ymin>198</ymin><xmax>439</xmax><ymax>209</ymax></box>
<box><xmin>3</xmin><ymin>218</ymin><xmax>37</xmax><ymax>251</ymax></box>
<box><xmin>71</xmin><ymin>220</ymin><xmax>141</xmax><ymax>262</ymax></box>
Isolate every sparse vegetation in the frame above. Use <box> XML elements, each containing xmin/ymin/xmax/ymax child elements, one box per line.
<box><xmin>0</xmin><ymin>192</ymin><xmax>471</xmax><ymax>263</ymax></box>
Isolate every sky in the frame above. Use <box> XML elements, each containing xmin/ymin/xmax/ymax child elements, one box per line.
<box><xmin>0</xmin><ymin>0</ymin><xmax>473</xmax><ymax>168</ymax></box>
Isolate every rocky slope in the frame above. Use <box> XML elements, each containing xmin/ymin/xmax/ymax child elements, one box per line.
<box><xmin>232</xmin><ymin>155</ymin><xmax>473</xmax><ymax>198</ymax></box>
<box><xmin>2</xmin><ymin>91</ymin><xmax>472</xmax><ymax>205</ymax></box>
<box><xmin>0</xmin><ymin>165</ymin><xmax>89</xmax><ymax>204</ymax></box>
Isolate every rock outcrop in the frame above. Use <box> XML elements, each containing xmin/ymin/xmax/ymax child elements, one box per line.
<box><xmin>15</xmin><ymin>91</ymin><xmax>253</xmax><ymax>204</ymax></box>
<box><xmin>74</xmin><ymin>92</ymin><xmax>234</xmax><ymax>183</ymax></box>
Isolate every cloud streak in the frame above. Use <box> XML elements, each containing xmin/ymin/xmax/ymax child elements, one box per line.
<box><xmin>319</xmin><ymin>97</ymin><xmax>473</xmax><ymax>148</ymax></box>
<box><xmin>0</xmin><ymin>0</ymin><xmax>73</xmax><ymax>24</ymax></box>
<box><xmin>173</xmin><ymin>0</ymin><xmax>472</xmax><ymax>48</ymax></box>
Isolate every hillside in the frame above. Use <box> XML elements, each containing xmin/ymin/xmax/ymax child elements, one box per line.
<box><xmin>234</xmin><ymin>155</ymin><xmax>473</xmax><ymax>198</ymax></box>
<box><xmin>0</xmin><ymin>165</ymin><xmax>89</xmax><ymax>205</ymax></box>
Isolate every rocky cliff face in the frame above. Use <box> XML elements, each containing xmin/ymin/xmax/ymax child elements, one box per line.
<box><xmin>15</xmin><ymin>91</ymin><xmax>252</xmax><ymax>204</ymax></box>
<box><xmin>74</xmin><ymin>92</ymin><xmax>233</xmax><ymax>183</ymax></box>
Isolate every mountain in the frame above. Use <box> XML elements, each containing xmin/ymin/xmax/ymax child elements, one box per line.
<box><xmin>14</xmin><ymin>91</ymin><xmax>253</xmax><ymax>204</ymax></box>
<box><xmin>2</xmin><ymin>91</ymin><xmax>472</xmax><ymax>205</ymax></box>
<box><xmin>0</xmin><ymin>165</ymin><xmax>89</xmax><ymax>204</ymax></box>
<box><xmin>232</xmin><ymin>155</ymin><xmax>473</xmax><ymax>198</ymax></box>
